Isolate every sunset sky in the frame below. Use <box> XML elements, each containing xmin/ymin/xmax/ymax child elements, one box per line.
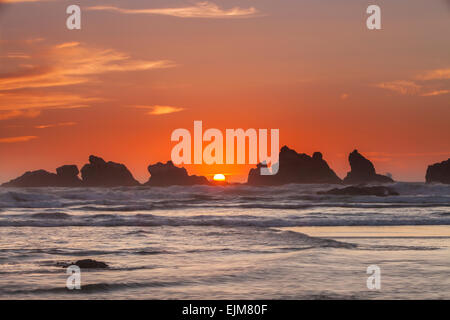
<box><xmin>0</xmin><ymin>0</ymin><xmax>449</xmax><ymax>183</ymax></box>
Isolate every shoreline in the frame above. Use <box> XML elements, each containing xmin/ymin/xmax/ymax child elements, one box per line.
<box><xmin>278</xmin><ymin>225</ymin><xmax>450</xmax><ymax>238</ymax></box>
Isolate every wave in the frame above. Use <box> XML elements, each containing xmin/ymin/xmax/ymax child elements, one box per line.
<box><xmin>0</xmin><ymin>280</ymin><xmax>185</xmax><ymax>296</ymax></box>
<box><xmin>1</xmin><ymin>182</ymin><xmax>449</xmax><ymax>208</ymax></box>
<box><xmin>31</xmin><ymin>212</ymin><xmax>71</xmax><ymax>219</ymax></box>
<box><xmin>1</xmin><ymin>212</ymin><xmax>450</xmax><ymax>227</ymax></box>
<box><xmin>0</xmin><ymin>182</ymin><xmax>449</xmax><ymax>227</ymax></box>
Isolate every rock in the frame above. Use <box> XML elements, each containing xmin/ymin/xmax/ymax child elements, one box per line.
<box><xmin>80</xmin><ymin>155</ymin><xmax>140</xmax><ymax>187</ymax></box>
<box><xmin>343</xmin><ymin>150</ymin><xmax>393</xmax><ymax>184</ymax></box>
<box><xmin>56</xmin><ymin>165</ymin><xmax>82</xmax><ymax>186</ymax></box>
<box><xmin>319</xmin><ymin>186</ymin><xmax>399</xmax><ymax>197</ymax></box>
<box><xmin>2</xmin><ymin>170</ymin><xmax>59</xmax><ymax>187</ymax></box>
<box><xmin>57</xmin><ymin>259</ymin><xmax>109</xmax><ymax>269</ymax></box>
<box><xmin>247</xmin><ymin>146</ymin><xmax>342</xmax><ymax>185</ymax></box>
<box><xmin>145</xmin><ymin>161</ymin><xmax>209</xmax><ymax>186</ymax></box>
<box><xmin>75</xmin><ymin>259</ymin><xmax>108</xmax><ymax>269</ymax></box>
<box><xmin>426</xmin><ymin>159</ymin><xmax>450</xmax><ymax>184</ymax></box>
<box><xmin>2</xmin><ymin>165</ymin><xmax>82</xmax><ymax>187</ymax></box>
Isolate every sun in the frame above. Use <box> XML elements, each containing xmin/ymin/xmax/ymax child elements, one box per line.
<box><xmin>213</xmin><ymin>174</ymin><xmax>226</xmax><ymax>182</ymax></box>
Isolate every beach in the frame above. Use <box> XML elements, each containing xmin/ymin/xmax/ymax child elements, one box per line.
<box><xmin>0</xmin><ymin>183</ymin><xmax>449</xmax><ymax>299</ymax></box>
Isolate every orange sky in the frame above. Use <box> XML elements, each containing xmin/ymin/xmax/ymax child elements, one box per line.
<box><xmin>0</xmin><ymin>0</ymin><xmax>449</xmax><ymax>183</ymax></box>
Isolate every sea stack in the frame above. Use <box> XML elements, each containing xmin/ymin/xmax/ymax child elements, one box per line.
<box><xmin>247</xmin><ymin>146</ymin><xmax>342</xmax><ymax>185</ymax></box>
<box><xmin>1</xmin><ymin>165</ymin><xmax>82</xmax><ymax>187</ymax></box>
<box><xmin>145</xmin><ymin>161</ymin><xmax>209</xmax><ymax>186</ymax></box>
<box><xmin>343</xmin><ymin>150</ymin><xmax>393</xmax><ymax>184</ymax></box>
<box><xmin>80</xmin><ymin>155</ymin><xmax>140</xmax><ymax>187</ymax></box>
<box><xmin>426</xmin><ymin>159</ymin><xmax>450</xmax><ymax>184</ymax></box>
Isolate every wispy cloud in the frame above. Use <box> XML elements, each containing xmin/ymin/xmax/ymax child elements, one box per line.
<box><xmin>136</xmin><ymin>105</ymin><xmax>185</xmax><ymax>115</ymax></box>
<box><xmin>0</xmin><ymin>109</ymin><xmax>40</xmax><ymax>120</ymax></box>
<box><xmin>376</xmin><ymin>68</ymin><xmax>450</xmax><ymax>97</ymax></box>
<box><xmin>2</xmin><ymin>53</ymin><xmax>30</xmax><ymax>59</ymax></box>
<box><xmin>1</xmin><ymin>0</ymin><xmax>51</xmax><ymax>3</ymax></box>
<box><xmin>87</xmin><ymin>1</ymin><xmax>258</xmax><ymax>18</ymax></box>
<box><xmin>0</xmin><ymin>42</ymin><xmax>175</xmax><ymax>91</ymax></box>
<box><xmin>415</xmin><ymin>68</ymin><xmax>450</xmax><ymax>81</ymax></box>
<box><xmin>34</xmin><ymin>121</ymin><xmax>77</xmax><ymax>129</ymax></box>
<box><xmin>420</xmin><ymin>90</ymin><xmax>450</xmax><ymax>97</ymax></box>
<box><xmin>376</xmin><ymin>80</ymin><xmax>421</xmax><ymax>95</ymax></box>
<box><xmin>0</xmin><ymin>135</ymin><xmax>37</xmax><ymax>143</ymax></box>
<box><xmin>0</xmin><ymin>92</ymin><xmax>99</xmax><ymax>112</ymax></box>
<box><xmin>0</xmin><ymin>41</ymin><xmax>175</xmax><ymax>119</ymax></box>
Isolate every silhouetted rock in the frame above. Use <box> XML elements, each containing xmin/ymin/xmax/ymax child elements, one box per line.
<box><xmin>2</xmin><ymin>165</ymin><xmax>82</xmax><ymax>187</ymax></box>
<box><xmin>343</xmin><ymin>150</ymin><xmax>393</xmax><ymax>184</ymax></box>
<box><xmin>319</xmin><ymin>186</ymin><xmax>399</xmax><ymax>197</ymax></box>
<box><xmin>75</xmin><ymin>259</ymin><xmax>108</xmax><ymax>269</ymax></box>
<box><xmin>80</xmin><ymin>155</ymin><xmax>139</xmax><ymax>187</ymax></box>
<box><xmin>247</xmin><ymin>146</ymin><xmax>342</xmax><ymax>185</ymax></box>
<box><xmin>145</xmin><ymin>161</ymin><xmax>209</xmax><ymax>186</ymax></box>
<box><xmin>56</xmin><ymin>259</ymin><xmax>109</xmax><ymax>269</ymax></box>
<box><xmin>56</xmin><ymin>165</ymin><xmax>82</xmax><ymax>186</ymax></box>
<box><xmin>2</xmin><ymin>170</ymin><xmax>58</xmax><ymax>187</ymax></box>
<box><xmin>426</xmin><ymin>159</ymin><xmax>450</xmax><ymax>184</ymax></box>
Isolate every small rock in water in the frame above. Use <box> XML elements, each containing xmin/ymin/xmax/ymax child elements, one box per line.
<box><xmin>75</xmin><ymin>259</ymin><xmax>108</xmax><ymax>269</ymax></box>
<box><xmin>318</xmin><ymin>186</ymin><xmax>399</xmax><ymax>197</ymax></box>
<box><xmin>57</xmin><ymin>259</ymin><xmax>109</xmax><ymax>269</ymax></box>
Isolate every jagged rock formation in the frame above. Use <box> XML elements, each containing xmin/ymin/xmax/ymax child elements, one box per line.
<box><xmin>80</xmin><ymin>155</ymin><xmax>140</xmax><ymax>187</ymax></box>
<box><xmin>145</xmin><ymin>161</ymin><xmax>209</xmax><ymax>186</ymax></box>
<box><xmin>319</xmin><ymin>186</ymin><xmax>399</xmax><ymax>197</ymax></box>
<box><xmin>247</xmin><ymin>146</ymin><xmax>342</xmax><ymax>185</ymax></box>
<box><xmin>426</xmin><ymin>159</ymin><xmax>450</xmax><ymax>184</ymax></box>
<box><xmin>1</xmin><ymin>165</ymin><xmax>82</xmax><ymax>187</ymax></box>
<box><xmin>343</xmin><ymin>150</ymin><xmax>393</xmax><ymax>184</ymax></box>
<box><xmin>56</xmin><ymin>165</ymin><xmax>81</xmax><ymax>186</ymax></box>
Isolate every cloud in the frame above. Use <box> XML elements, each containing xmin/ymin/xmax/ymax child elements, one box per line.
<box><xmin>376</xmin><ymin>67</ymin><xmax>450</xmax><ymax>97</ymax></box>
<box><xmin>2</xmin><ymin>53</ymin><xmax>30</xmax><ymax>59</ymax></box>
<box><xmin>34</xmin><ymin>121</ymin><xmax>77</xmax><ymax>129</ymax></box>
<box><xmin>1</xmin><ymin>0</ymin><xmax>51</xmax><ymax>3</ymax></box>
<box><xmin>0</xmin><ymin>135</ymin><xmax>37</xmax><ymax>143</ymax></box>
<box><xmin>0</xmin><ymin>42</ymin><xmax>175</xmax><ymax>91</ymax></box>
<box><xmin>87</xmin><ymin>1</ymin><xmax>258</xmax><ymax>18</ymax></box>
<box><xmin>136</xmin><ymin>105</ymin><xmax>185</xmax><ymax>115</ymax></box>
<box><xmin>0</xmin><ymin>109</ymin><xmax>40</xmax><ymax>120</ymax></box>
<box><xmin>0</xmin><ymin>92</ymin><xmax>99</xmax><ymax>112</ymax></box>
<box><xmin>420</xmin><ymin>90</ymin><xmax>449</xmax><ymax>97</ymax></box>
<box><xmin>376</xmin><ymin>80</ymin><xmax>421</xmax><ymax>95</ymax></box>
<box><xmin>415</xmin><ymin>68</ymin><xmax>450</xmax><ymax>81</ymax></box>
<box><xmin>0</xmin><ymin>41</ymin><xmax>174</xmax><ymax>118</ymax></box>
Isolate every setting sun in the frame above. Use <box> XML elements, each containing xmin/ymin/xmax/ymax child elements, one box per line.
<box><xmin>213</xmin><ymin>174</ymin><xmax>226</xmax><ymax>182</ymax></box>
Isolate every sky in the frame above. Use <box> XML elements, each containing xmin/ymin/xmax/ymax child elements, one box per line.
<box><xmin>0</xmin><ymin>0</ymin><xmax>449</xmax><ymax>183</ymax></box>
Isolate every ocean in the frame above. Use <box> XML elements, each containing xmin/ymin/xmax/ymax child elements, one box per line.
<box><xmin>0</xmin><ymin>182</ymin><xmax>449</xmax><ymax>299</ymax></box>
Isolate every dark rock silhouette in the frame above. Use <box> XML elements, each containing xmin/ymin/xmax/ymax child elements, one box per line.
<box><xmin>1</xmin><ymin>165</ymin><xmax>82</xmax><ymax>187</ymax></box>
<box><xmin>56</xmin><ymin>259</ymin><xmax>109</xmax><ymax>269</ymax></box>
<box><xmin>319</xmin><ymin>186</ymin><xmax>399</xmax><ymax>197</ymax></box>
<box><xmin>426</xmin><ymin>159</ymin><xmax>450</xmax><ymax>184</ymax></box>
<box><xmin>247</xmin><ymin>146</ymin><xmax>342</xmax><ymax>185</ymax></box>
<box><xmin>75</xmin><ymin>259</ymin><xmax>108</xmax><ymax>269</ymax></box>
<box><xmin>56</xmin><ymin>165</ymin><xmax>82</xmax><ymax>186</ymax></box>
<box><xmin>145</xmin><ymin>161</ymin><xmax>209</xmax><ymax>186</ymax></box>
<box><xmin>343</xmin><ymin>150</ymin><xmax>393</xmax><ymax>184</ymax></box>
<box><xmin>80</xmin><ymin>155</ymin><xmax>139</xmax><ymax>187</ymax></box>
